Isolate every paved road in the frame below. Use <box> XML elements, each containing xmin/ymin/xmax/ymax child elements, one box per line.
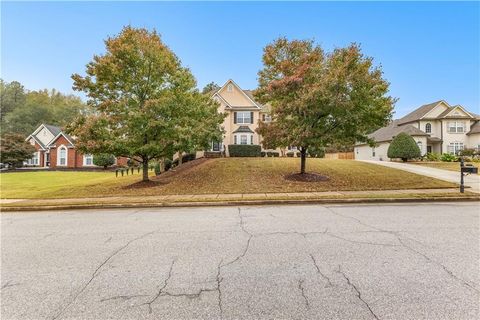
<box><xmin>1</xmin><ymin>204</ymin><xmax>479</xmax><ymax>320</ymax></box>
<box><xmin>360</xmin><ymin>160</ymin><xmax>480</xmax><ymax>193</ymax></box>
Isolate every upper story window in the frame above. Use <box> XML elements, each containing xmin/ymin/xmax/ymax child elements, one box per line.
<box><xmin>227</xmin><ymin>84</ymin><xmax>233</xmax><ymax>92</ymax></box>
<box><xmin>447</xmin><ymin>121</ymin><xmax>465</xmax><ymax>133</ymax></box>
<box><xmin>235</xmin><ymin>111</ymin><xmax>252</xmax><ymax>124</ymax></box>
<box><xmin>425</xmin><ymin>123</ymin><xmax>431</xmax><ymax>133</ymax></box>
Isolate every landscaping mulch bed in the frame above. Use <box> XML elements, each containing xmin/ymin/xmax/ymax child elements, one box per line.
<box><xmin>284</xmin><ymin>172</ymin><xmax>329</xmax><ymax>182</ymax></box>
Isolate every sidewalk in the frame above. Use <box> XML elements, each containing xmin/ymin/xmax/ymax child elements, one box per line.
<box><xmin>360</xmin><ymin>160</ymin><xmax>480</xmax><ymax>193</ymax></box>
<box><xmin>2</xmin><ymin>188</ymin><xmax>478</xmax><ymax>211</ymax></box>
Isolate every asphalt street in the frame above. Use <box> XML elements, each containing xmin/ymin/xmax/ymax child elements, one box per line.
<box><xmin>1</xmin><ymin>203</ymin><xmax>479</xmax><ymax>320</ymax></box>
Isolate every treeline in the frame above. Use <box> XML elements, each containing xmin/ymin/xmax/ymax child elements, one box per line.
<box><xmin>0</xmin><ymin>79</ymin><xmax>87</xmax><ymax>136</ymax></box>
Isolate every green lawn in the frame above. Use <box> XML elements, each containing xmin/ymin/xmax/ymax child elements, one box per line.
<box><xmin>1</xmin><ymin>158</ymin><xmax>457</xmax><ymax>199</ymax></box>
<box><xmin>411</xmin><ymin>161</ymin><xmax>478</xmax><ymax>173</ymax></box>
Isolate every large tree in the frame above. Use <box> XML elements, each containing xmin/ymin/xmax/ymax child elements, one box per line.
<box><xmin>69</xmin><ymin>26</ymin><xmax>223</xmax><ymax>181</ymax></box>
<box><xmin>256</xmin><ymin>38</ymin><xmax>395</xmax><ymax>174</ymax></box>
<box><xmin>202</xmin><ymin>82</ymin><xmax>220</xmax><ymax>94</ymax></box>
<box><xmin>0</xmin><ymin>133</ymin><xmax>35</xmax><ymax>167</ymax></box>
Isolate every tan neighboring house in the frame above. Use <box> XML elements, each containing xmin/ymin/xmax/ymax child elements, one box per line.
<box><xmin>209</xmin><ymin>79</ymin><xmax>272</xmax><ymax>156</ymax></box>
<box><xmin>355</xmin><ymin>100</ymin><xmax>480</xmax><ymax>161</ymax></box>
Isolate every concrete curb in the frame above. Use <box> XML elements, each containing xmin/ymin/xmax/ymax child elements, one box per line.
<box><xmin>2</xmin><ymin>196</ymin><xmax>479</xmax><ymax>212</ymax></box>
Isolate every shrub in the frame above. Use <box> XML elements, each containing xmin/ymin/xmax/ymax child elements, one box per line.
<box><xmin>459</xmin><ymin>148</ymin><xmax>475</xmax><ymax>157</ymax></box>
<box><xmin>164</xmin><ymin>158</ymin><xmax>173</xmax><ymax>171</ymax></box>
<box><xmin>93</xmin><ymin>153</ymin><xmax>116</xmax><ymax>169</ymax></box>
<box><xmin>272</xmin><ymin>152</ymin><xmax>280</xmax><ymax>157</ymax></box>
<box><xmin>425</xmin><ymin>152</ymin><xmax>441</xmax><ymax>161</ymax></box>
<box><xmin>295</xmin><ymin>151</ymin><xmax>301</xmax><ymax>157</ymax></box>
<box><xmin>154</xmin><ymin>162</ymin><xmax>161</xmax><ymax>175</ymax></box>
<box><xmin>181</xmin><ymin>153</ymin><xmax>196</xmax><ymax>163</ymax></box>
<box><xmin>387</xmin><ymin>133</ymin><xmax>421</xmax><ymax>162</ymax></box>
<box><xmin>228</xmin><ymin>145</ymin><xmax>261</xmax><ymax>157</ymax></box>
<box><xmin>127</xmin><ymin>158</ymin><xmax>135</xmax><ymax>167</ymax></box>
<box><xmin>261</xmin><ymin>151</ymin><xmax>266</xmax><ymax>157</ymax></box>
<box><xmin>308</xmin><ymin>146</ymin><xmax>325</xmax><ymax>158</ymax></box>
<box><xmin>286</xmin><ymin>152</ymin><xmax>294</xmax><ymax>157</ymax></box>
<box><xmin>441</xmin><ymin>153</ymin><xmax>458</xmax><ymax>162</ymax></box>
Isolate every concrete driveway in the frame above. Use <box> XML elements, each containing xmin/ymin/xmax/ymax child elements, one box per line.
<box><xmin>360</xmin><ymin>160</ymin><xmax>480</xmax><ymax>193</ymax></box>
<box><xmin>1</xmin><ymin>204</ymin><xmax>479</xmax><ymax>320</ymax></box>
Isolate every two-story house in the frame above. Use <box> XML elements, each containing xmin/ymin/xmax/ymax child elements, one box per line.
<box><xmin>209</xmin><ymin>79</ymin><xmax>271</xmax><ymax>156</ymax></box>
<box><xmin>355</xmin><ymin>100</ymin><xmax>480</xmax><ymax>160</ymax></box>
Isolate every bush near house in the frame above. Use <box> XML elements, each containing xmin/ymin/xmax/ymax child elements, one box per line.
<box><xmin>425</xmin><ymin>152</ymin><xmax>441</xmax><ymax>161</ymax></box>
<box><xmin>228</xmin><ymin>145</ymin><xmax>261</xmax><ymax>157</ymax></box>
<box><xmin>441</xmin><ymin>153</ymin><xmax>458</xmax><ymax>162</ymax></box>
<box><xmin>286</xmin><ymin>152</ymin><xmax>294</xmax><ymax>157</ymax></box>
<box><xmin>387</xmin><ymin>133</ymin><xmax>421</xmax><ymax>162</ymax></box>
<box><xmin>93</xmin><ymin>153</ymin><xmax>116</xmax><ymax>169</ymax></box>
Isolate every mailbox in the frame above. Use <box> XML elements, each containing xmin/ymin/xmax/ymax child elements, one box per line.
<box><xmin>461</xmin><ymin>165</ymin><xmax>478</xmax><ymax>174</ymax></box>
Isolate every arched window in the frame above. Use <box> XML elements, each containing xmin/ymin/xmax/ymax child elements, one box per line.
<box><xmin>58</xmin><ymin>146</ymin><xmax>67</xmax><ymax>166</ymax></box>
<box><xmin>425</xmin><ymin>123</ymin><xmax>432</xmax><ymax>133</ymax></box>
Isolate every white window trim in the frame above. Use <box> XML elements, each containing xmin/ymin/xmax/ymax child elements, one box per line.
<box><xmin>234</xmin><ymin>133</ymin><xmax>254</xmax><ymax>145</ymax></box>
<box><xmin>447</xmin><ymin>142</ymin><xmax>464</xmax><ymax>155</ymax></box>
<box><xmin>447</xmin><ymin>121</ymin><xmax>466</xmax><ymax>133</ymax></box>
<box><xmin>425</xmin><ymin>123</ymin><xmax>431</xmax><ymax>134</ymax></box>
<box><xmin>236</xmin><ymin>111</ymin><xmax>252</xmax><ymax>124</ymax></box>
<box><xmin>83</xmin><ymin>154</ymin><xmax>94</xmax><ymax>166</ymax></box>
<box><xmin>227</xmin><ymin>84</ymin><xmax>233</xmax><ymax>92</ymax></box>
<box><xmin>57</xmin><ymin>145</ymin><xmax>68</xmax><ymax>166</ymax></box>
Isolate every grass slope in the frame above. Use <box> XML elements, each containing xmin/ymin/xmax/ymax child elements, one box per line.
<box><xmin>411</xmin><ymin>161</ymin><xmax>478</xmax><ymax>173</ymax></box>
<box><xmin>1</xmin><ymin>158</ymin><xmax>456</xmax><ymax>199</ymax></box>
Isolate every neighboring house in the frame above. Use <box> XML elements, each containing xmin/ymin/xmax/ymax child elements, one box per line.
<box><xmin>209</xmin><ymin>79</ymin><xmax>272</xmax><ymax>156</ymax></box>
<box><xmin>24</xmin><ymin>124</ymin><xmax>128</xmax><ymax>168</ymax></box>
<box><xmin>355</xmin><ymin>100</ymin><xmax>480</xmax><ymax>161</ymax></box>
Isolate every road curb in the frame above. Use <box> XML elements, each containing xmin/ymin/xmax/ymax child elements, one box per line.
<box><xmin>2</xmin><ymin>196</ymin><xmax>479</xmax><ymax>212</ymax></box>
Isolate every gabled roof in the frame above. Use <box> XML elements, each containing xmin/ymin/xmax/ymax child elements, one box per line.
<box><xmin>25</xmin><ymin>134</ymin><xmax>47</xmax><ymax>150</ymax></box>
<box><xmin>467</xmin><ymin>121</ymin><xmax>480</xmax><ymax>135</ymax></box>
<box><xmin>213</xmin><ymin>79</ymin><xmax>262</xmax><ymax>109</ymax></box>
<box><xmin>359</xmin><ymin>120</ymin><xmax>429</xmax><ymax>145</ymax></box>
<box><xmin>397</xmin><ymin>100</ymin><xmax>446</xmax><ymax>125</ymax></box>
<box><xmin>437</xmin><ymin>105</ymin><xmax>475</xmax><ymax>119</ymax></box>
<box><xmin>28</xmin><ymin>123</ymin><xmax>75</xmax><ymax>148</ymax></box>
<box><xmin>48</xmin><ymin>132</ymin><xmax>75</xmax><ymax>147</ymax></box>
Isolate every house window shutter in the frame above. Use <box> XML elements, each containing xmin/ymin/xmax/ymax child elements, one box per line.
<box><xmin>234</xmin><ymin>112</ymin><xmax>237</xmax><ymax>124</ymax></box>
<box><xmin>250</xmin><ymin>135</ymin><xmax>253</xmax><ymax>145</ymax></box>
<box><xmin>234</xmin><ymin>135</ymin><xmax>237</xmax><ymax>144</ymax></box>
<box><xmin>250</xmin><ymin>112</ymin><xmax>254</xmax><ymax>124</ymax></box>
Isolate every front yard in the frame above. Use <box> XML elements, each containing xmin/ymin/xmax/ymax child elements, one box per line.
<box><xmin>0</xmin><ymin>158</ymin><xmax>458</xmax><ymax>199</ymax></box>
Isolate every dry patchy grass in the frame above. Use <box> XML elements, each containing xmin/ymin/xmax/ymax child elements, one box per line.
<box><xmin>411</xmin><ymin>161</ymin><xmax>478</xmax><ymax>173</ymax></box>
<box><xmin>1</xmin><ymin>158</ymin><xmax>456</xmax><ymax>199</ymax></box>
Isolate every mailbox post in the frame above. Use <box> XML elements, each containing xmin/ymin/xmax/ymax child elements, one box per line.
<box><xmin>459</xmin><ymin>158</ymin><xmax>478</xmax><ymax>193</ymax></box>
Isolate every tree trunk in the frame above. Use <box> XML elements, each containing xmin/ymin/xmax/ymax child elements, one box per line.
<box><xmin>142</xmin><ymin>158</ymin><xmax>149</xmax><ymax>181</ymax></box>
<box><xmin>300</xmin><ymin>147</ymin><xmax>307</xmax><ymax>174</ymax></box>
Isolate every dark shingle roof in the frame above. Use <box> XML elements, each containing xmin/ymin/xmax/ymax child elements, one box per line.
<box><xmin>467</xmin><ymin>121</ymin><xmax>480</xmax><ymax>135</ymax></box>
<box><xmin>233</xmin><ymin>126</ymin><xmax>254</xmax><ymax>134</ymax></box>
<box><xmin>43</xmin><ymin>124</ymin><xmax>62</xmax><ymax>136</ymax></box>
<box><xmin>360</xmin><ymin>120</ymin><xmax>428</xmax><ymax>144</ymax></box>
<box><xmin>397</xmin><ymin>100</ymin><xmax>444</xmax><ymax>125</ymax></box>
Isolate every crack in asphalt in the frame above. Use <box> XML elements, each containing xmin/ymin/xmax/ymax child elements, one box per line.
<box><xmin>1</xmin><ymin>280</ymin><xmax>20</xmax><ymax>290</ymax></box>
<box><xmin>298</xmin><ymin>279</ymin><xmax>310</xmax><ymax>310</ymax></box>
<box><xmin>142</xmin><ymin>259</ymin><xmax>176</xmax><ymax>314</ymax></box>
<box><xmin>337</xmin><ymin>265</ymin><xmax>379</xmax><ymax>320</ymax></box>
<box><xmin>309</xmin><ymin>254</ymin><xmax>333</xmax><ymax>287</ymax></box>
<box><xmin>51</xmin><ymin>228</ymin><xmax>160</xmax><ymax>320</ymax></box>
<box><xmin>100</xmin><ymin>294</ymin><xmax>148</xmax><ymax>302</ymax></box>
<box><xmin>324</xmin><ymin>232</ymin><xmax>400</xmax><ymax>247</ymax></box>
<box><xmin>221</xmin><ymin>208</ymin><xmax>253</xmax><ymax>269</ymax></box>
<box><xmin>325</xmin><ymin>206</ymin><xmax>479</xmax><ymax>294</ymax></box>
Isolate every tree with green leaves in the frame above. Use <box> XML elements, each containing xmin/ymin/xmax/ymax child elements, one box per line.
<box><xmin>202</xmin><ymin>82</ymin><xmax>220</xmax><ymax>94</ymax></box>
<box><xmin>93</xmin><ymin>153</ymin><xmax>116</xmax><ymax>169</ymax></box>
<box><xmin>0</xmin><ymin>133</ymin><xmax>35</xmax><ymax>167</ymax></box>
<box><xmin>255</xmin><ymin>38</ymin><xmax>395</xmax><ymax>174</ymax></box>
<box><xmin>69</xmin><ymin>26</ymin><xmax>223</xmax><ymax>181</ymax></box>
<box><xmin>387</xmin><ymin>133</ymin><xmax>421</xmax><ymax>162</ymax></box>
<box><xmin>0</xmin><ymin>80</ymin><xmax>26</xmax><ymax>121</ymax></box>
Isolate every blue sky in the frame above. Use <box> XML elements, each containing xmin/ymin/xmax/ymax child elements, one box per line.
<box><xmin>2</xmin><ymin>1</ymin><xmax>479</xmax><ymax>118</ymax></box>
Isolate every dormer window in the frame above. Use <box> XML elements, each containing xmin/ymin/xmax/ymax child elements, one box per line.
<box><xmin>227</xmin><ymin>84</ymin><xmax>233</xmax><ymax>92</ymax></box>
<box><xmin>425</xmin><ymin>123</ymin><xmax>431</xmax><ymax>133</ymax></box>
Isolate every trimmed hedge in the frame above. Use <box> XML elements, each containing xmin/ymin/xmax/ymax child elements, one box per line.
<box><xmin>228</xmin><ymin>145</ymin><xmax>261</xmax><ymax>157</ymax></box>
<box><xmin>387</xmin><ymin>133</ymin><xmax>421</xmax><ymax>162</ymax></box>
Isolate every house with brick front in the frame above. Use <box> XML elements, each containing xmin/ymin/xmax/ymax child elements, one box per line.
<box><xmin>24</xmin><ymin>124</ymin><xmax>127</xmax><ymax>168</ymax></box>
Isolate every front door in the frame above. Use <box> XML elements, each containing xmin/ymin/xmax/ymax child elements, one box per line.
<box><xmin>427</xmin><ymin>146</ymin><xmax>432</xmax><ymax>154</ymax></box>
<box><xmin>45</xmin><ymin>152</ymin><xmax>50</xmax><ymax>167</ymax></box>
